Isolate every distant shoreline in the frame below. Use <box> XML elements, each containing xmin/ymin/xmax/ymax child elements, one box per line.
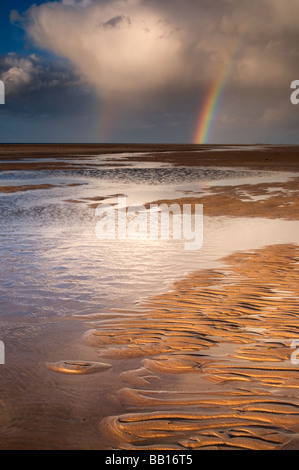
<box><xmin>0</xmin><ymin>144</ymin><xmax>299</xmax><ymax>172</ymax></box>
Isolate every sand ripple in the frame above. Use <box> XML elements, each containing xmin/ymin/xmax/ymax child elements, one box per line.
<box><xmin>83</xmin><ymin>244</ymin><xmax>299</xmax><ymax>449</ymax></box>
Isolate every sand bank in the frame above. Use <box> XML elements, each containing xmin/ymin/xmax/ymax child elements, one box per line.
<box><xmin>0</xmin><ymin>144</ymin><xmax>299</xmax><ymax>172</ymax></box>
<box><xmin>144</xmin><ymin>176</ymin><xmax>299</xmax><ymax>220</ymax></box>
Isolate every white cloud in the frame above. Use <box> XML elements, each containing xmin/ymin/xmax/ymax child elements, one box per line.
<box><xmin>20</xmin><ymin>0</ymin><xmax>299</xmax><ymax>106</ymax></box>
<box><xmin>24</xmin><ymin>0</ymin><xmax>182</xmax><ymax>100</ymax></box>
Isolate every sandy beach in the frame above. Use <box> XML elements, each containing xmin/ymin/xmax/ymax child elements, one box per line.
<box><xmin>1</xmin><ymin>144</ymin><xmax>299</xmax><ymax>450</ymax></box>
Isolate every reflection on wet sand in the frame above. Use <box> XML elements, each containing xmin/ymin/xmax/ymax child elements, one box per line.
<box><xmin>46</xmin><ymin>360</ymin><xmax>111</xmax><ymax>375</ymax></box>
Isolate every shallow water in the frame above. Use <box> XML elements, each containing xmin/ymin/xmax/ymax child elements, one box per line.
<box><xmin>1</xmin><ymin>153</ymin><xmax>299</xmax><ymax>449</ymax></box>
<box><xmin>0</xmin><ymin>158</ymin><xmax>298</xmax><ymax>317</ymax></box>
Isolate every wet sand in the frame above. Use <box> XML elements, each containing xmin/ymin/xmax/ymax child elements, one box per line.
<box><xmin>0</xmin><ymin>184</ymin><xmax>58</xmax><ymax>193</ymax></box>
<box><xmin>97</xmin><ymin>244</ymin><xmax>299</xmax><ymax>450</ymax></box>
<box><xmin>1</xmin><ymin>144</ymin><xmax>299</xmax><ymax>172</ymax></box>
<box><xmin>0</xmin><ymin>183</ymin><xmax>84</xmax><ymax>193</ymax></box>
<box><xmin>1</xmin><ymin>144</ymin><xmax>299</xmax><ymax>450</ymax></box>
<box><xmin>144</xmin><ymin>177</ymin><xmax>299</xmax><ymax>220</ymax></box>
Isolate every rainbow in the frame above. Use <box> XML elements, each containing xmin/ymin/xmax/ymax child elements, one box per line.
<box><xmin>194</xmin><ymin>31</ymin><xmax>247</xmax><ymax>145</ymax></box>
<box><xmin>97</xmin><ymin>100</ymin><xmax>117</xmax><ymax>142</ymax></box>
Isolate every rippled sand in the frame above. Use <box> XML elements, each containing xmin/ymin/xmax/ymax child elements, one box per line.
<box><xmin>79</xmin><ymin>244</ymin><xmax>299</xmax><ymax>450</ymax></box>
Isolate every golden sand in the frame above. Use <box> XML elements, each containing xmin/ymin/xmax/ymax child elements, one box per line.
<box><xmin>0</xmin><ymin>184</ymin><xmax>57</xmax><ymax>193</ymax></box>
<box><xmin>83</xmin><ymin>244</ymin><xmax>299</xmax><ymax>450</ymax></box>
<box><xmin>0</xmin><ymin>183</ymin><xmax>84</xmax><ymax>193</ymax></box>
<box><xmin>46</xmin><ymin>360</ymin><xmax>111</xmax><ymax>375</ymax></box>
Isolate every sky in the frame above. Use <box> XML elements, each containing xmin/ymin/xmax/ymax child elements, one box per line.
<box><xmin>0</xmin><ymin>0</ymin><xmax>299</xmax><ymax>144</ymax></box>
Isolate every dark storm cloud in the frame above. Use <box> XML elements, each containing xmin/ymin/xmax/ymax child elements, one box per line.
<box><xmin>0</xmin><ymin>53</ymin><xmax>82</xmax><ymax>96</ymax></box>
<box><xmin>103</xmin><ymin>15</ymin><xmax>131</xmax><ymax>28</ymax></box>
<box><xmin>0</xmin><ymin>52</ymin><xmax>94</xmax><ymax>118</ymax></box>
